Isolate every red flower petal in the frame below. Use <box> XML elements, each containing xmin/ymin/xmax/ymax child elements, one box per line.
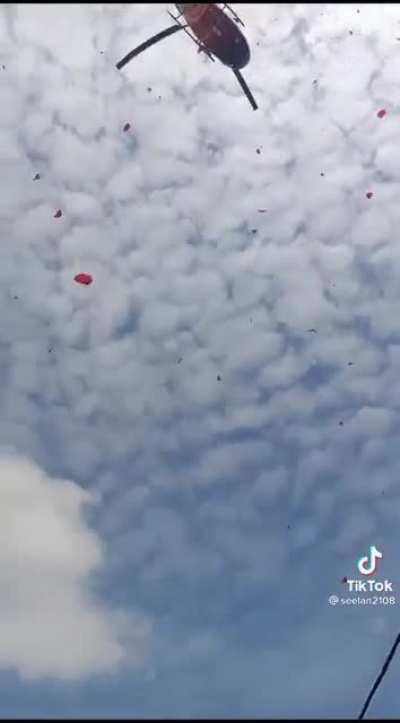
<box><xmin>377</xmin><ymin>109</ymin><xmax>386</xmax><ymax>118</ymax></box>
<box><xmin>74</xmin><ymin>273</ymin><xmax>93</xmax><ymax>286</ymax></box>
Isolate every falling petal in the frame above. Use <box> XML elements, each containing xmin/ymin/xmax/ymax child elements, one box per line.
<box><xmin>54</xmin><ymin>209</ymin><xmax>62</xmax><ymax>218</ymax></box>
<box><xmin>74</xmin><ymin>273</ymin><xmax>93</xmax><ymax>286</ymax></box>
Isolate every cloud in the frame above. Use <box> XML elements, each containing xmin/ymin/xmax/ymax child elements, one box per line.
<box><xmin>0</xmin><ymin>452</ymin><xmax>152</xmax><ymax>681</ymax></box>
<box><xmin>1</xmin><ymin>1</ymin><xmax>400</xmax><ymax>717</ymax></box>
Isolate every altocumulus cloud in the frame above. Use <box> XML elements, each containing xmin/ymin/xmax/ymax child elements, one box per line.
<box><xmin>0</xmin><ymin>452</ymin><xmax>152</xmax><ymax>681</ymax></box>
<box><xmin>1</xmin><ymin>0</ymin><xmax>400</xmax><ymax>717</ymax></box>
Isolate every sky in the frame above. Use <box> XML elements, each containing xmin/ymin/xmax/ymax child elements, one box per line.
<box><xmin>1</xmin><ymin>1</ymin><xmax>400</xmax><ymax>718</ymax></box>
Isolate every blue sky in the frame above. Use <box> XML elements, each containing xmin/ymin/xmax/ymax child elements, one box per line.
<box><xmin>1</xmin><ymin>1</ymin><xmax>400</xmax><ymax>717</ymax></box>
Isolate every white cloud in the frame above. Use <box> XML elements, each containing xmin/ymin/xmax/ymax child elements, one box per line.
<box><xmin>0</xmin><ymin>452</ymin><xmax>152</xmax><ymax>681</ymax></box>
<box><xmin>1</xmin><ymin>1</ymin><xmax>400</xmax><ymax>716</ymax></box>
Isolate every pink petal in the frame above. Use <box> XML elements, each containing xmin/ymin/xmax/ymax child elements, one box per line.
<box><xmin>74</xmin><ymin>273</ymin><xmax>93</xmax><ymax>285</ymax></box>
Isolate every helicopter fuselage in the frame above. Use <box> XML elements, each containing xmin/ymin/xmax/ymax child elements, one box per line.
<box><xmin>175</xmin><ymin>3</ymin><xmax>250</xmax><ymax>69</ymax></box>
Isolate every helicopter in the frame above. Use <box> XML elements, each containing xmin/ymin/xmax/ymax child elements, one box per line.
<box><xmin>116</xmin><ymin>3</ymin><xmax>258</xmax><ymax>111</ymax></box>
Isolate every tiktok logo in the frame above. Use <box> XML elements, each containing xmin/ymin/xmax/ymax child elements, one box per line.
<box><xmin>357</xmin><ymin>545</ymin><xmax>383</xmax><ymax>576</ymax></box>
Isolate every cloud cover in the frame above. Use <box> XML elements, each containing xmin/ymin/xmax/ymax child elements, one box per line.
<box><xmin>0</xmin><ymin>1</ymin><xmax>400</xmax><ymax>717</ymax></box>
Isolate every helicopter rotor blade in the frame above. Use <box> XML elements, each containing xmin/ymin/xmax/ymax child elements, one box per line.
<box><xmin>232</xmin><ymin>68</ymin><xmax>258</xmax><ymax>111</ymax></box>
<box><xmin>116</xmin><ymin>24</ymin><xmax>185</xmax><ymax>70</ymax></box>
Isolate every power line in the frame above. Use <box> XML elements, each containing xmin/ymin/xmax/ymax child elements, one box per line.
<box><xmin>358</xmin><ymin>631</ymin><xmax>400</xmax><ymax>719</ymax></box>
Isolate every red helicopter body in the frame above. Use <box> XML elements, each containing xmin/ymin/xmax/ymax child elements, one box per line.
<box><xmin>175</xmin><ymin>3</ymin><xmax>250</xmax><ymax>69</ymax></box>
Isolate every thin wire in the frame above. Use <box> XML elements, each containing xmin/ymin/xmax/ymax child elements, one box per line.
<box><xmin>358</xmin><ymin>632</ymin><xmax>400</xmax><ymax>719</ymax></box>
